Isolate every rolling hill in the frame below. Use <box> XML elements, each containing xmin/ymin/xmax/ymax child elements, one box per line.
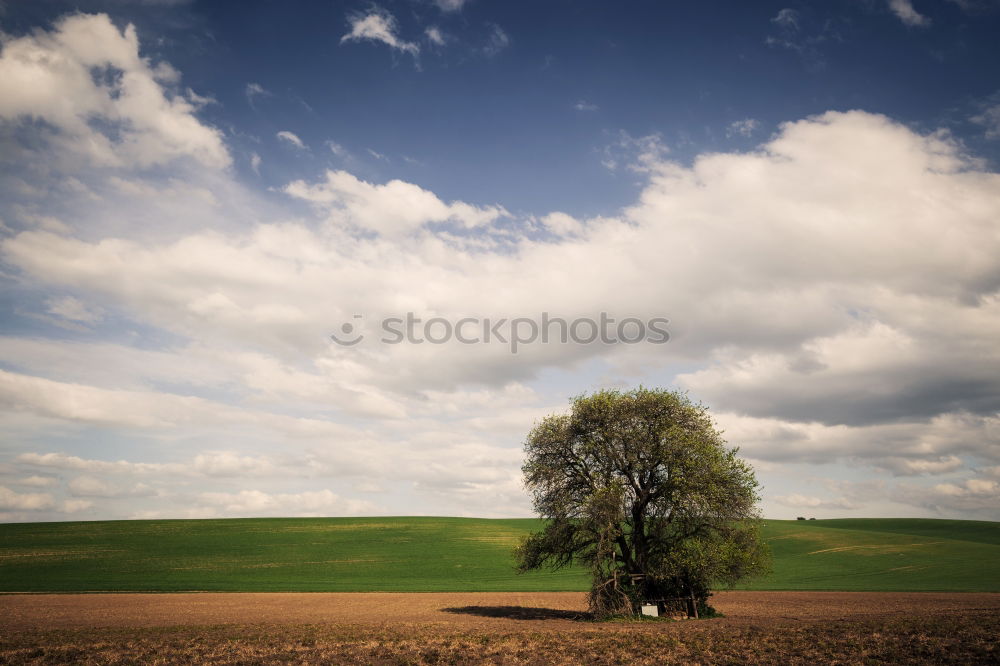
<box><xmin>1</xmin><ymin>517</ymin><xmax>997</xmax><ymax>593</ymax></box>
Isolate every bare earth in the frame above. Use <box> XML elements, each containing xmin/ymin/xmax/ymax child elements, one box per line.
<box><xmin>2</xmin><ymin>590</ymin><xmax>998</xmax><ymax>631</ymax></box>
<box><xmin>2</xmin><ymin>592</ymin><xmax>998</xmax><ymax>664</ymax></box>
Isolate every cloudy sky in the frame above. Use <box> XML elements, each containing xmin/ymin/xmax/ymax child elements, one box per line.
<box><xmin>1</xmin><ymin>0</ymin><xmax>999</xmax><ymax>523</ymax></box>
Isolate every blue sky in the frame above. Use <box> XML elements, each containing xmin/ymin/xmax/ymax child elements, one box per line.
<box><xmin>1</xmin><ymin>0</ymin><xmax>999</xmax><ymax>522</ymax></box>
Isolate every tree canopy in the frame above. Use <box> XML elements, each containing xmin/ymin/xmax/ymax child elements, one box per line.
<box><xmin>515</xmin><ymin>388</ymin><xmax>769</xmax><ymax>618</ymax></box>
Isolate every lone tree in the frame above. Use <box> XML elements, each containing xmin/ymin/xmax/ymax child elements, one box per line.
<box><xmin>514</xmin><ymin>388</ymin><xmax>769</xmax><ymax>618</ymax></box>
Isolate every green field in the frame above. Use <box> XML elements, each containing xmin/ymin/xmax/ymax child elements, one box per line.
<box><xmin>1</xmin><ymin>517</ymin><xmax>997</xmax><ymax>593</ymax></box>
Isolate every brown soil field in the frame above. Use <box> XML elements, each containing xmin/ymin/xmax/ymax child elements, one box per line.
<box><xmin>2</xmin><ymin>592</ymin><xmax>998</xmax><ymax>664</ymax></box>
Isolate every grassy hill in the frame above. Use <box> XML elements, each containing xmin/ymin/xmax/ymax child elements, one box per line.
<box><xmin>1</xmin><ymin>517</ymin><xmax>997</xmax><ymax>593</ymax></box>
<box><xmin>741</xmin><ymin>518</ymin><xmax>1000</xmax><ymax>591</ymax></box>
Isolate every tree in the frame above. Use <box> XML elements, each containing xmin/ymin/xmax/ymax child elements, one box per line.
<box><xmin>514</xmin><ymin>388</ymin><xmax>769</xmax><ymax>618</ymax></box>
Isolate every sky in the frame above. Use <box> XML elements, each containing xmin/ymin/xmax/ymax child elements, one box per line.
<box><xmin>1</xmin><ymin>0</ymin><xmax>999</xmax><ymax>523</ymax></box>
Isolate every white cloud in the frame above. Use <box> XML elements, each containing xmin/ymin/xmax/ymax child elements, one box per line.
<box><xmin>250</xmin><ymin>152</ymin><xmax>262</xmax><ymax>174</ymax></box>
<box><xmin>483</xmin><ymin>24</ymin><xmax>510</xmax><ymax>57</ymax></box>
<box><xmin>771</xmin><ymin>493</ymin><xmax>859</xmax><ymax>510</ymax></box>
<box><xmin>540</xmin><ymin>212</ymin><xmax>584</xmax><ymax>236</ymax></box>
<box><xmin>425</xmin><ymin>26</ymin><xmax>445</xmax><ymax>46</ymax></box>
<box><xmin>62</xmin><ymin>499</ymin><xmax>93</xmax><ymax>513</ymax></box>
<box><xmin>434</xmin><ymin>0</ymin><xmax>467</xmax><ymax>11</ymax></box>
<box><xmin>19</xmin><ymin>475</ymin><xmax>57</xmax><ymax>487</ymax></box>
<box><xmin>45</xmin><ymin>296</ymin><xmax>103</xmax><ymax>324</ymax></box>
<box><xmin>678</xmin><ymin>320</ymin><xmax>1000</xmax><ymax>427</ymax></box>
<box><xmin>0</xmin><ymin>370</ymin><xmax>235</xmax><ymax>429</ymax></box>
<box><xmin>197</xmin><ymin>488</ymin><xmax>376</xmax><ymax>517</ymax></box>
<box><xmin>16</xmin><ymin>212</ymin><xmax>71</xmax><ymax>234</ymax></box>
<box><xmin>19</xmin><ymin>450</ymin><xmax>297</xmax><ymax>481</ymax></box>
<box><xmin>341</xmin><ymin>9</ymin><xmax>419</xmax><ymax>57</ymax></box>
<box><xmin>574</xmin><ymin>100</ymin><xmax>598</xmax><ymax>112</ymax></box>
<box><xmin>69</xmin><ymin>475</ymin><xmax>154</xmax><ymax>497</ymax></box>
<box><xmin>727</xmin><ymin>118</ymin><xmax>760</xmax><ymax>138</ymax></box>
<box><xmin>893</xmin><ymin>478</ymin><xmax>1000</xmax><ymax>515</ymax></box>
<box><xmin>601</xmin><ymin>130</ymin><xmax>668</xmax><ymax>171</ymax></box>
<box><xmin>971</xmin><ymin>101</ymin><xmax>1000</xmax><ymax>139</ymax></box>
<box><xmin>107</xmin><ymin>175</ymin><xmax>218</xmax><ymax>206</ymax></box>
<box><xmin>0</xmin><ymin>370</ymin><xmax>367</xmax><ymax>436</ymax></box>
<box><xmin>283</xmin><ymin>169</ymin><xmax>507</xmax><ymax>236</ymax></box>
<box><xmin>0</xmin><ymin>485</ymin><xmax>55</xmax><ymax>510</ymax></box>
<box><xmin>0</xmin><ymin>13</ymin><xmax>230</xmax><ymax>168</ymax></box>
<box><xmin>877</xmin><ymin>456</ymin><xmax>965</xmax><ymax>476</ymax></box>
<box><xmin>4</xmin><ymin>108</ymin><xmax>1000</xmax><ymax>518</ymax></box>
<box><xmin>771</xmin><ymin>8</ymin><xmax>800</xmax><ymax>30</ymax></box>
<box><xmin>68</xmin><ymin>476</ymin><xmax>111</xmax><ymax>496</ymax></box>
<box><xmin>245</xmin><ymin>82</ymin><xmax>270</xmax><ymax>106</ymax></box>
<box><xmin>712</xmin><ymin>411</ymin><xmax>1000</xmax><ymax>470</ymax></box>
<box><xmin>192</xmin><ymin>451</ymin><xmax>276</xmax><ymax>477</ymax></box>
<box><xmin>765</xmin><ymin>8</ymin><xmax>830</xmax><ymax>65</ymax></box>
<box><xmin>7</xmin><ymin>114</ymin><xmax>999</xmax><ymax>409</ymax></box>
<box><xmin>887</xmin><ymin>0</ymin><xmax>931</xmax><ymax>26</ymax></box>
<box><xmin>18</xmin><ymin>452</ymin><xmax>186</xmax><ymax>475</ymax></box>
<box><xmin>947</xmin><ymin>0</ymin><xmax>999</xmax><ymax>12</ymax></box>
<box><xmin>276</xmin><ymin>130</ymin><xmax>306</xmax><ymax>150</ymax></box>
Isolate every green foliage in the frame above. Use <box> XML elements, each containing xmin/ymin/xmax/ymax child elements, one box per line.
<box><xmin>514</xmin><ymin>388</ymin><xmax>770</xmax><ymax>617</ymax></box>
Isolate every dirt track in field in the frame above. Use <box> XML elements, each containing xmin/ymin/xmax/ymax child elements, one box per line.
<box><xmin>2</xmin><ymin>591</ymin><xmax>998</xmax><ymax>632</ymax></box>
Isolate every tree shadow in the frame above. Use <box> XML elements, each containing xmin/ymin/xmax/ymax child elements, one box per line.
<box><xmin>442</xmin><ymin>605</ymin><xmax>593</xmax><ymax>621</ymax></box>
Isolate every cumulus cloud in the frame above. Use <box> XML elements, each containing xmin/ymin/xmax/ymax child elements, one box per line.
<box><xmin>887</xmin><ymin>0</ymin><xmax>931</xmax><ymax>26</ymax></box>
<box><xmin>893</xmin><ymin>478</ymin><xmax>999</xmax><ymax>515</ymax></box>
<box><xmin>713</xmin><ymin>411</ymin><xmax>1000</xmax><ymax>470</ymax></box>
<box><xmin>678</xmin><ymin>321</ymin><xmax>1000</xmax><ymax>427</ymax></box>
<box><xmin>3</xmin><ymin>101</ymin><xmax>1000</xmax><ymax>518</ymax></box>
<box><xmin>341</xmin><ymin>9</ymin><xmax>419</xmax><ymax>57</ymax></box>
<box><xmin>197</xmin><ymin>488</ymin><xmax>376</xmax><ymax>517</ymax></box>
<box><xmin>0</xmin><ymin>370</ymin><xmax>375</xmax><ymax>436</ymax></box>
<box><xmin>877</xmin><ymin>455</ymin><xmax>965</xmax><ymax>476</ymax></box>
<box><xmin>283</xmin><ymin>169</ymin><xmax>507</xmax><ymax>236</ymax></box>
<box><xmin>19</xmin><ymin>475</ymin><xmax>57</xmax><ymax>487</ymax></box>
<box><xmin>0</xmin><ymin>485</ymin><xmax>55</xmax><ymax>510</ymax></box>
<box><xmin>574</xmin><ymin>100</ymin><xmax>598</xmax><ymax>112</ymax></box>
<box><xmin>18</xmin><ymin>451</ymin><xmax>186</xmax><ymax>475</ymax></box>
<box><xmin>0</xmin><ymin>13</ymin><xmax>230</xmax><ymax>168</ymax></box>
<box><xmin>68</xmin><ymin>475</ymin><xmax>154</xmax><ymax>497</ymax></box>
<box><xmin>192</xmin><ymin>451</ymin><xmax>276</xmax><ymax>476</ymax></box>
<box><xmin>62</xmin><ymin>499</ymin><xmax>93</xmax><ymax>513</ymax></box>
<box><xmin>540</xmin><ymin>211</ymin><xmax>584</xmax><ymax>237</ymax></box>
<box><xmin>771</xmin><ymin>493</ymin><xmax>859</xmax><ymax>510</ymax></box>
